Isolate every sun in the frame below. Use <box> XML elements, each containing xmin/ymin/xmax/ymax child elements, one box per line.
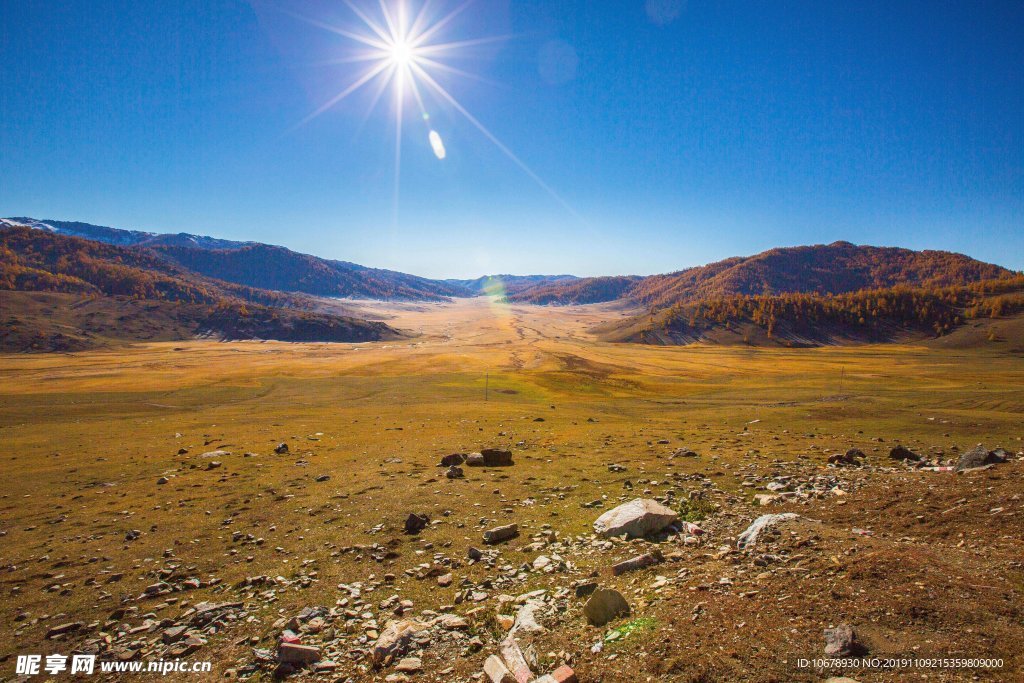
<box><xmin>286</xmin><ymin>0</ymin><xmax>580</xmax><ymax>223</ymax></box>
<box><xmin>388</xmin><ymin>39</ymin><xmax>415</xmax><ymax>67</ymax></box>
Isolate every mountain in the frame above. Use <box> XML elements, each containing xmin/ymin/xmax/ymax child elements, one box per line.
<box><xmin>2</xmin><ymin>217</ymin><xmax>469</xmax><ymax>301</ymax></box>
<box><xmin>502</xmin><ymin>276</ymin><xmax>642</xmax><ymax>305</ymax></box>
<box><xmin>0</xmin><ymin>226</ymin><xmax>401</xmax><ymax>351</ymax></box>
<box><xmin>507</xmin><ymin>241</ymin><xmax>1015</xmax><ymax>308</ymax></box>
<box><xmin>153</xmin><ymin>244</ymin><xmax>469</xmax><ymax>300</ymax></box>
<box><xmin>446</xmin><ymin>274</ymin><xmax>579</xmax><ymax>296</ymax></box>
<box><xmin>1</xmin><ymin>217</ymin><xmax>255</xmax><ymax>250</ymax></box>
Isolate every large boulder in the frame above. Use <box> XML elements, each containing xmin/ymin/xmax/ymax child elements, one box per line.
<box><xmin>956</xmin><ymin>445</ymin><xmax>1008</xmax><ymax>472</ymax></box>
<box><xmin>583</xmin><ymin>588</ymin><xmax>630</xmax><ymax>626</ymax></box>
<box><xmin>593</xmin><ymin>498</ymin><xmax>679</xmax><ymax>539</ymax></box>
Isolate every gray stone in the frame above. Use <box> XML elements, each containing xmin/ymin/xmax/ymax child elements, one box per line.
<box><xmin>824</xmin><ymin>623</ymin><xmax>865</xmax><ymax>657</ymax></box>
<box><xmin>483</xmin><ymin>524</ymin><xmax>519</xmax><ymax>545</ymax></box>
<box><xmin>277</xmin><ymin>642</ymin><xmax>321</xmax><ymax>665</ymax></box>
<box><xmin>956</xmin><ymin>444</ymin><xmax>1007</xmax><ymax>471</ymax></box>
<box><xmin>736</xmin><ymin>513</ymin><xmax>799</xmax><ymax>549</ymax></box>
<box><xmin>593</xmin><ymin>498</ymin><xmax>679</xmax><ymax>539</ymax></box>
<box><xmin>483</xmin><ymin>654</ymin><xmax>516</xmax><ymax>683</ymax></box>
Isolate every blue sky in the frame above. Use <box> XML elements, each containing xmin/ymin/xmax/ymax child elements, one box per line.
<box><xmin>1</xmin><ymin>0</ymin><xmax>1022</xmax><ymax>277</ymax></box>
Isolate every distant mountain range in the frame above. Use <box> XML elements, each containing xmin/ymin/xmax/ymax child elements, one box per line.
<box><xmin>0</xmin><ymin>225</ymin><xmax>400</xmax><ymax>351</ymax></box>
<box><xmin>1</xmin><ymin>217</ymin><xmax>256</xmax><ymax>250</ymax></box>
<box><xmin>2</xmin><ymin>216</ymin><xmax>1019</xmax><ymax>350</ymax></box>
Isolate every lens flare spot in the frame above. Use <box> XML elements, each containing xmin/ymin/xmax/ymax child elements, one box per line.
<box><xmin>429</xmin><ymin>130</ymin><xmax>446</xmax><ymax>159</ymax></box>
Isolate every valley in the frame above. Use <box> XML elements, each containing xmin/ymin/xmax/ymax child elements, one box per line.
<box><xmin>1</xmin><ymin>298</ymin><xmax>1022</xmax><ymax>681</ymax></box>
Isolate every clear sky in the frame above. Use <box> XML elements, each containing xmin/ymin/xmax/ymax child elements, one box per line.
<box><xmin>2</xmin><ymin>0</ymin><xmax>1022</xmax><ymax>278</ymax></box>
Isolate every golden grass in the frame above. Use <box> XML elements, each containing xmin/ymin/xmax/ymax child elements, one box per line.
<box><xmin>0</xmin><ymin>296</ymin><xmax>1021</xmax><ymax>674</ymax></box>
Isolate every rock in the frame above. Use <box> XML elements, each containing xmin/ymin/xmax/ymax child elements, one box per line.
<box><xmin>754</xmin><ymin>494</ymin><xmax>781</xmax><ymax>506</ymax></box>
<box><xmin>574</xmin><ymin>581</ymin><xmax>598</xmax><ymax>598</ymax></box>
<box><xmin>510</xmin><ymin>600</ymin><xmax>546</xmax><ymax>635</ymax></box>
<box><xmin>672</xmin><ymin>448</ymin><xmax>698</xmax><ymax>458</ymax></box>
<box><xmin>395</xmin><ymin>657</ymin><xmax>422</xmax><ymax>672</ymax></box>
<box><xmin>611</xmin><ymin>549</ymin><xmax>663</xmax><ymax>576</ymax></box>
<box><xmin>956</xmin><ymin>445</ymin><xmax>1007</xmax><ymax>471</ymax></box>
<box><xmin>437</xmin><ymin>614</ymin><xmax>468</xmax><ymax>630</ymax></box>
<box><xmin>542</xmin><ymin>666</ymin><xmax>578</xmax><ymax>683</ymax></box>
<box><xmin>206</xmin><ymin>461</ymin><xmax>222</xmax><ymax>470</ymax></box>
<box><xmin>483</xmin><ymin>655</ymin><xmax>516</xmax><ymax>683</ymax></box>
<box><xmin>607</xmin><ymin>463</ymin><xmax>627</xmax><ymax>472</ymax></box>
<box><xmin>274</xmin><ymin>443</ymin><xmax>289</xmax><ymax>454</ymax></box>
<box><xmin>551</xmin><ymin>666</ymin><xmax>578</xmax><ymax>683</ymax></box>
<box><xmin>482</xmin><ymin>448</ymin><xmax>514</xmax><ymax>466</ymax></box>
<box><xmin>483</xmin><ymin>524</ymin><xmax>519</xmax><ymax>545</ymax></box>
<box><xmin>404</xmin><ymin>513</ymin><xmax>429</xmax><ymax>535</ymax></box>
<box><xmin>315</xmin><ymin>474</ymin><xmax>330</xmax><ymax>482</ymax></box>
<box><xmin>440</xmin><ymin>453</ymin><xmax>466</xmax><ymax>467</ymax></box>
<box><xmin>201</xmin><ymin>450</ymin><xmax>230</xmax><ymax>458</ymax></box>
<box><xmin>593</xmin><ymin>498</ymin><xmax>679</xmax><ymax>539</ymax></box>
<box><xmin>161</xmin><ymin>625</ymin><xmax>188</xmax><ymax>644</ymax></box>
<box><xmin>889</xmin><ymin>445</ymin><xmax>921</xmax><ymax>461</ymax></box>
<box><xmin>445</xmin><ymin>465</ymin><xmax>464</xmax><ymax>479</ymax></box>
<box><xmin>824</xmin><ymin>623</ymin><xmax>865</xmax><ymax>657</ymax></box>
<box><xmin>829</xmin><ymin>448</ymin><xmax>864</xmax><ymax>466</ymax></box>
<box><xmin>468</xmin><ymin>547</ymin><xmax>484</xmax><ymax>561</ymax></box>
<box><xmin>156</xmin><ymin>476</ymin><xmax>169</xmax><ymax>485</ymax></box>
<box><xmin>46</xmin><ymin>622</ymin><xmax>83</xmax><ymax>639</ymax></box>
<box><xmin>582</xmin><ymin>588</ymin><xmax>630</xmax><ymax>626</ymax></box>
<box><xmin>466</xmin><ymin>453</ymin><xmax>486</xmax><ymax>466</ymax></box>
<box><xmin>437</xmin><ymin>573</ymin><xmax>453</xmax><ymax>587</ymax></box>
<box><xmin>736</xmin><ymin>513</ymin><xmax>799</xmax><ymax>549</ymax></box>
<box><xmin>278</xmin><ymin>643</ymin><xmax>321</xmax><ymax>665</ymax></box>
<box><xmin>371</xmin><ymin>619</ymin><xmax>426</xmax><ymax>667</ymax></box>
<box><xmin>498</xmin><ymin>637</ymin><xmax>533</xmax><ymax>683</ymax></box>
<box><xmin>824</xmin><ymin>678</ymin><xmax>861</xmax><ymax>683</ymax></box>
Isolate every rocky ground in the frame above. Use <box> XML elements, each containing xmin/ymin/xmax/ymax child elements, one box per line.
<box><xmin>8</xmin><ymin>441</ymin><xmax>1021</xmax><ymax>683</ymax></box>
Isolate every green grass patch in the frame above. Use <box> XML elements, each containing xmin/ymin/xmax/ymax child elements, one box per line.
<box><xmin>677</xmin><ymin>496</ymin><xmax>716</xmax><ymax>522</ymax></box>
<box><xmin>605</xmin><ymin>617</ymin><xmax>658</xmax><ymax>643</ymax></box>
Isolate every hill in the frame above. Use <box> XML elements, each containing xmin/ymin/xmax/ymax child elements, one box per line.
<box><xmin>507</xmin><ymin>241</ymin><xmax>1015</xmax><ymax>307</ymax></box>
<box><xmin>504</xmin><ymin>275</ymin><xmax>642</xmax><ymax>305</ymax></box>
<box><xmin>0</xmin><ymin>227</ymin><xmax>401</xmax><ymax>351</ymax></box>
<box><xmin>598</xmin><ymin>276</ymin><xmax>1024</xmax><ymax>348</ymax></box>
<box><xmin>3</xmin><ymin>217</ymin><xmax>469</xmax><ymax>300</ymax></box>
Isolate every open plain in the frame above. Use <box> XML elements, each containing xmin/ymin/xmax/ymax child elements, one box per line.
<box><xmin>1</xmin><ymin>297</ymin><xmax>1022</xmax><ymax>682</ymax></box>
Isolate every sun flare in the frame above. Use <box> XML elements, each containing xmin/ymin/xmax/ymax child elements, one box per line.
<box><xmin>288</xmin><ymin>0</ymin><xmax>579</xmax><ymax>222</ymax></box>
